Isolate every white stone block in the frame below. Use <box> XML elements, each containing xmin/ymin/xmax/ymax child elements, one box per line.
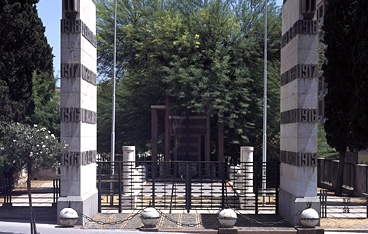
<box><xmin>280</xmin><ymin>174</ymin><xmax>317</xmax><ymax>197</ymax></box>
<box><xmin>61</xmin><ymin>77</ymin><xmax>81</xmax><ymax>93</ymax></box>
<box><xmin>282</xmin><ymin>0</ymin><xmax>303</xmax><ymax>34</ymax></box>
<box><xmin>60</xmin><ymin>92</ymin><xmax>82</xmax><ymax>107</ymax></box>
<box><xmin>280</xmin><ymin>163</ymin><xmax>317</xmax><ymax>182</ymax></box>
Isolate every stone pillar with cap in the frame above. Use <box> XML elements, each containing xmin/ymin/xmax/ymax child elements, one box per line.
<box><xmin>279</xmin><ymin>0</ymin><xmax>320</xmax><ymax>226</ymax></box>
<box><xmin>122</xmin><ymin>146</ymin><xmax>135</xmax><ymax>194</ymax></box>
<box><xmin>57</xmin><ymin>0</ymin><xmax>98</xmax><ymax>225</ymax></box>
<box><xmin>239</xmin><ymin>147</ymin><xmax>255</xmax><ymax>209</ymax></box>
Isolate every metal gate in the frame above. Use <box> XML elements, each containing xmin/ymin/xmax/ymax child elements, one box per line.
<box><xmin>97</xmin><ymin>161</ymin><xmax>279</xmax><ymax>214</ymax></box>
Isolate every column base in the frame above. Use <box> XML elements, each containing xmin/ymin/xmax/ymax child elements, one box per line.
<box><xmin>296</xmin><ymin>227</ymin><xmax>324</xmax><ymax>234</ymax></box>
<box><xmin>279</xmin><ymin>189</ymin><xmax>320</xmax><ymax>226</ymax></box>
<box><xmin>218</xmin><ymin>227</ymin><xmax>238</xmax><ymax>234</ymax></box>
<box><xmin>57</xmin><ymin>189</ymin><xmax>98</xmax><ymax>225</ymax></box>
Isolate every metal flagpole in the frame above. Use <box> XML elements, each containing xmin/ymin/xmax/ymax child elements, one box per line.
<box><xmin>110</xmin><ymin>0</ymin><xmax>117</xmax><ymax>205</ymax></box>
<box><xmin>262</xmin><ymin>0</ymin><xmax>268</xmax><ymax>205</ymax></box>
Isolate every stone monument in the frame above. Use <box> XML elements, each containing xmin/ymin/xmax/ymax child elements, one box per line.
<box><xmin>279</xmin><ymin>0</ymin><xmax>320</xmax><ymax>225</ymax></box>
<box><xmin>58</xmin><ymin>0</ymin><xmax>98</xmax><ymax>225</ymax></box>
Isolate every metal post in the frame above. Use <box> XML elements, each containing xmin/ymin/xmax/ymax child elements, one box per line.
<box><xmin>98</xmin><ymin>163</ymin><xmax>102</xmax><ymax>213</ymax></box>
<box><xmin>254</xmin><ymin>163</ymin><xmax>259</xmax><ymax>214</ymax></box>
<box><xmin>221</xmin><ymin>162</ymin><xmax>225</xmax><ymax>209</ymax></box>
<box><xmin>110</xmin><ymin>0</ymin><xmax>118</xmax><ymax>206</ymax></box>
<box><xmin>118</xmin><ymin>162</ymin><xmax>122</xmax><ymax>213</ymax></box>
<box><xmin>186</xmin><ymin>162</ymin><xmax>192</xmax><ymax>213</ymax></box>
<box><xmin>262</xmin><ymin>0</ymin><xmax>268</xmax><ymax>206</ymax></box>
<box><xmin>152</xmin><ymin>163</ymin><xmax>156</xmax><ymax>207</ymax></box>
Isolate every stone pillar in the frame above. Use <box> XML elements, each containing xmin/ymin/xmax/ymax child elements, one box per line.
<box><xmin>57</xmin><ymin>0</ymin><xmax>98</xmax><ymax>225</ymax></box>
<box><xmin>240</xmin><ymin>147</ymin><xmax>254</xmax><ymax>194</ymax></box>
<box><xmin>239</xmin><ymin>147</ymin><xmax>255</xmax><ymax>209</ymax></box>
<box><xmin>279</xmin><ymin>0</ymin><xmax>320</xmax><ymax>226</ymax></box>
<box><xmin>122</xmin><ymin>146</ymin><xmax>135</xmax><ymax>194</ymax></box>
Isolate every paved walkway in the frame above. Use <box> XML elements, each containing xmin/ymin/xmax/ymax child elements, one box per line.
<box><xmin>83</xmin><ymin>210</ymin><xmax>296</xmax><ymax>232</ymax></box>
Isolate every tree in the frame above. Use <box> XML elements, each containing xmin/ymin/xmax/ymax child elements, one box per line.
<box><xmin>0</xmin><ymin>0</ymin><xmax>55</xmax><ymax>123</ymax></box>
<box><xmin>317</xmin><ymin>123</ymin><xmax>337</xmax><ymax>158</ymax></box>
<box><xmin>350</xmin><ymin>0</ymin><xmax>368</xmax><ymax>149</ymax></box>
<box><xmin>322</xmin><ymin>0</ymin><xmax>356</xmax><ymax>195</ymax></box>
<box><xmin>0</xmin><ymin>122</ymin><xmax>64</xmax><ymax>234</ymax></box>
<box><xmin>26</xmin><ymin>72</ymin><xmax>60</xmax><ymax>138</ymax></box>
<box><xmin>96</xmin><ymin>0</ymin><xmax>281</xmax><ymax>161</ymax></box>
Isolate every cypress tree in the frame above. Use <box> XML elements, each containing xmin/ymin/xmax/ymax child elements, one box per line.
<box><xmin>322</xmin><ymin>0</ymin><xmax>356</xmax><ymax>195</ymax></box>
<box><xmin>0</xmin><ymin>0</ymin><xmax>54</xmax><ymax>123</ymax></box>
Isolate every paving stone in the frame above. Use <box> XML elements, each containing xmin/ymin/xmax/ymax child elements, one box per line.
<box><xmin>123</xmin><ymin>213</ymin><xmax>143</xmax><ymax>229</ymax></box>
<box><xmin>159</xmin><ymin>213</ymin><xmax>180</xmax><ymax>229</ymax></box>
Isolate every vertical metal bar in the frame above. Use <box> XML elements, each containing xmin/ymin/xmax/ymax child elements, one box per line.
<box><xmin>186</xmin><ymin>162</ymin><xmax>191</xmax><ymax>213</ymax></box>
<box><xmin>276</xmin><ymin>161</ymin><xmax>279</xmax><ymax>214</ymax></box>
<box><xmin>118</xmin><ymin>162</ymin><xmax>122</xmax><ymax>213</ymax></box>
<box><xmin>221</xmin><ymin>162</ymin><xmax>225</xmax><ymax>209</ymax></box>
<box><xmin>255</xmin><ymin>162</ymin><xmax>259</xmax><ymax>214</ymax></box>
<box><xmin>98</xmin><ymin>162</ymin><xmax>102</xmax><ymax>213</ymax></box>
<box><xmin>262</xmin><ymin>0</ymin><xmax>268</xmax><ymax>206</ymax></box>
<box><xmin>110</xmin><ymin>0</ymin><xmax>118</xmax><ymax>206</ymax></box>
<box><xmin>53</xmin><ymin>179</ymin><xmax>56</xmax><ymax>204</ymax></box>
<box><xmin>152</xmin><ymin>162</ymin><xmax>156</xmax><ymax>207</ymax></box>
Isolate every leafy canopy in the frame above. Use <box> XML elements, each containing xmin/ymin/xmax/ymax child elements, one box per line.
<box><xmin>96</xmin><ymin>0</ymin><xmax>281</xmax><ymax>160</ymax></box>
<box><xmin>0</xmin><ymin>122</ymin><xmax>64</xmax><ymax>174</ymax></box>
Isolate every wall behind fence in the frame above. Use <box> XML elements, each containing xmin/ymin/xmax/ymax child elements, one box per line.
<box><xmin>318</xmin><ymin>158</ymin><xmax>368</xmax><ymax>196</ymax></box>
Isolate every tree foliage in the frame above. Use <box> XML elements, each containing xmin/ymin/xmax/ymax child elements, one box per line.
<box><xmin>350</xmin><ymin>0</ymin><xmax>368</xmax><ymax>149</ymax></box>
<box><xmin>322</xmin><ymin>0</ymin><xmax>357</xmax><ymax>195</ymax></box>
<box><xmin>0</xmin><ymin>122</ymin><xmax>63</xmax><ymax>174</ymax></box>
<box><xmin>96</xmin><ymin>0</ymin><xmax>281</xmax><ymax>160</ymax></box>
<box><xmin>0</xmin><ymin>122</ymin><xmax>63</xmax><ymax>234</ymax></box>
<box><xmin>0</xmin><ymin>0</ymin><xmax>55</xmax><ymax>124</ymax></box>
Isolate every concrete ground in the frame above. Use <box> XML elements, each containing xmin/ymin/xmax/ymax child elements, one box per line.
<box><xmin>0</xmin><ymin>181</ymin><xmax>367</xmax><ymax>233</ymax></box>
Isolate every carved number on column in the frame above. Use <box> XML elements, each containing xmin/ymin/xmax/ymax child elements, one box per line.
<box><xmin>61</xmin><ymin>19</ymin><xmax>97</xmax><ymax>47</ymax></box>
<box><xmin>280</xmin><ymin>109</ymin><xmax>318</xmax><ymax>124</ymax></box>
<box><xmin>61</xmin><ymin>63</ymin><xmax>97</xmax><ymax>86</ymax></box>
<box><xmin>61</xmin><ymin>108</ymin><xmax>97</xmax><ymax>124</ymax></box>
<box><xmin>281</xmin><ymin>20</ymin><xmax>318</xmax><ymax>48</ymax></box>
<box><xmin>61</xmin><ymin>150</ymin><xmax>97</xmax><ymax>166</ymax></box>
<box><xmin>280</xmin><ymin>151</ymin><xmax>317</xmax><ymax>166</ymax></box>
<box><xmin>281</xmin><ymin>64</ymin><xmax>318</xmax><ymax>86</ymax></box>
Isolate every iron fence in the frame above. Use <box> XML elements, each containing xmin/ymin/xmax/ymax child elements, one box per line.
<box><xmin>97</xmin><ymin>161</ymin><xmax>279</xmax><ymax>214</ymax></box>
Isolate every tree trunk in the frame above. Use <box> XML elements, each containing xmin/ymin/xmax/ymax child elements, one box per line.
<box><xmin>335</xmin><ymin>150</ymin><xmax>346</xmax><ymax>196</ymax></box>
<box><xmin>27</xmin><ymin>162</ymin><xmax>37</xmax><ymax>234</ymax></box>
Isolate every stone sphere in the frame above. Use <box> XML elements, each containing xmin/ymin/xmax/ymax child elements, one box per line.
<box><xmin>59</xmin><ymin>208</ymin><xmax>79</xmax><ymax>226</ymax></box>
<box><xmin>300</xmin><ymin>208</ymin><xmax>319</xmax><ymax>227</ymax></box>
<box><xmin>218</xmin><ymin>208</ymin><xmax>237</xmax><ymax>228</ymax></box>
<box><xmin>140</xmin><ymin>207</ymin><xmax>160</xmax><ymax>227</ymax></box>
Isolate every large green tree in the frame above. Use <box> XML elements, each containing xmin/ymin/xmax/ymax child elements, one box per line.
<box><xmin>96</xmin><ymin>0</ymin><xmax>281</xmax><ymax>161</ymax></box>
<box><xmin>322</xmin><ymin>0</ymin><xmax>356</xmax><ymax>195</ymax></box>
<box><xmin>0</xmin><ymin>0</ymin><xmax>55</xmax><ymax>123</ymax></box>
<box><xmin>350</xmin><ymin>0</ymin><xmax>368</xmax><ymax>149</ymax></box>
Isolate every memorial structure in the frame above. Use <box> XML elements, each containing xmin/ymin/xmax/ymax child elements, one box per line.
<box><xmin>279</xmin><ymin>0</ymin><xmax>320</xmax><ymax>225</ymax></box>
<box><xmin>57</xmin><ymin>0</ymin><xmax>98</xmax><ymax>225</ymax></box>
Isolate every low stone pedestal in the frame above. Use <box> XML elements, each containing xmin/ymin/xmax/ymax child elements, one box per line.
<box><xmin>296</xmin><ymin>227</ymin><xmax>324</xmax><ymax>234</ymax></box>
<box><xmin>218</xmin><ymin>227</ymin><xmax>238</xmax><ymax>234</ymax></box>
<box><xmin>139</xmin><ymin>227</ymin><xmax>159</xmax><ymax>232</ymax></box>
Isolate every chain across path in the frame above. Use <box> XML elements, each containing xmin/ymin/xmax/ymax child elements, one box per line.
<box><xmin>80</xmin><ymin>207</ymin><xmax>303</xmax><ymax>227</ymax></box>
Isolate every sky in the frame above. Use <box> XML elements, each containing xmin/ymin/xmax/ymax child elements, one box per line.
<box><xmin>37</xmin><ymin>0</ymin><xmax>283</xmax><ymax>86</ymax></box>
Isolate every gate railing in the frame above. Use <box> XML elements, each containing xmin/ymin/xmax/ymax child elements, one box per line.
<box><xmin>97</xmin><ymin>161</ymin><xmax>279</xmax><ymax>214</ymax></box>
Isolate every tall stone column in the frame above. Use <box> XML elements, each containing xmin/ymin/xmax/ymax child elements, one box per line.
<box><xmin>279</xmin><ymin>0</ymin><xmax>319</xmax><ymax>226</ymax></box>
<box><xmin>58</xmin><ymin>0</ymin><xmax>98</xmax><ymax>225</ymax></box>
